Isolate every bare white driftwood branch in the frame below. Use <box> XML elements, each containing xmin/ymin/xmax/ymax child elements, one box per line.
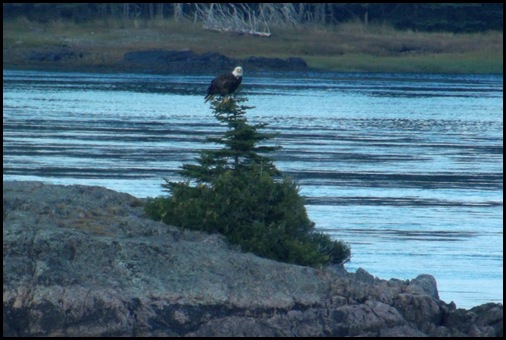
<box><xmin>194</xmin><ymin>4</ymin><xmax>274</xmax><ymax>37</ymax></box>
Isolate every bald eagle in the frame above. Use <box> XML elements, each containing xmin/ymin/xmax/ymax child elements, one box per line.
<box><xmin>205</xmin><ymin>66</ymin><xmax>243</xmax><ymax>102</ymax></box>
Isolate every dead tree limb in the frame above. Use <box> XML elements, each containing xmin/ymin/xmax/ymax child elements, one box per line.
<box><xmin>194</xmin><ymin>4</ymin><xmax>272</xmax><ymax>37</ymax></box>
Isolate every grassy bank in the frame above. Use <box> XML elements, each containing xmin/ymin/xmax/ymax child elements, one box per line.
<box><xmin>3</xmin><ymin>17</ymin><xmax>503</xmax><ymax>73</ymax></box>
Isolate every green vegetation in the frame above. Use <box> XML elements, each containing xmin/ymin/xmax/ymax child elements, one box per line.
<box><xmin>145</xmin><ymin>96</ymin><xmax>351</xmax><ymax>267</ymax></box>
<box><xmin>306</xmin><ymin>51</ymin><xmax>502</xmax><ymax>74</ymax></box>
<box><xmin>3</xmin><ymin>5</ymin><xmax>503</xmax><ymax>74</ymax></box>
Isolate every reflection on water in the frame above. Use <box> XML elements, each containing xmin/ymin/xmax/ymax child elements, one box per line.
<box><xmin>3</xmin><ymin>70</ymin><xmax>503</xmax><ymax>308</ymax></box>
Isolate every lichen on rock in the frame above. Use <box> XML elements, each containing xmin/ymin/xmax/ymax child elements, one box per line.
<box><xmin>3</xmin><ymin>181</ymin><xmax>502</xmax><ymax>337</ymax></box>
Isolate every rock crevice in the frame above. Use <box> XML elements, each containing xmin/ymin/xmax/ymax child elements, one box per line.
<box><xmin>3</xmin><ymin>181</ymin><xmax>502</xmax><ymax>337</ymax></box>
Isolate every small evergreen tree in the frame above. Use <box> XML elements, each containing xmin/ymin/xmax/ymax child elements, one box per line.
<box><xmin>145</xmin><ymin>96</ymin><xmax>350</xmax><ymax>266</ymax></box>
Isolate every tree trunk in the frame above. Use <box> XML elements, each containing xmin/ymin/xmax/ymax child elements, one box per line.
<box><xmin>173</xmin><ymin>3</ymin><xmax>183</xmax><ymax>22</ymax></box>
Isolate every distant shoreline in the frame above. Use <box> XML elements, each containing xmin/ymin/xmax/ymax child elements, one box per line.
<box><xmin>3</xmin><ymin>18</ymin><xmax>503</xmax><ymax>74</ymax></box>
<box><xmin>3</xmin><ymin>55</ymin><xmax>503</xmax><ymax>76</ymax></box>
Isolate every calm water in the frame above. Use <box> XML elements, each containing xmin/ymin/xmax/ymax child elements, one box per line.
<box><xmin>3</xmin><ymin>69</ymin><xmax>503</xmax><ymax>309</ymax></box>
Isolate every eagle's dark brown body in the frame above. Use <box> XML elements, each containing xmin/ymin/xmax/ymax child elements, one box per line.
<box><xmin>205</xmin><ymin>66</ymin><xmax>243</xmax><ymax>102</ymax></box>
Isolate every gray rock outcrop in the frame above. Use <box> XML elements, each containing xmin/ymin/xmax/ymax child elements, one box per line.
<box><xmin>122</xmin><ymin>49</ymin><xmax>308</xmax><ymax>73</ymax></box>
<box><xmin>3</xmin><ymin>181</ymin><xmax>502</xmax><ymax>336</ymax></box>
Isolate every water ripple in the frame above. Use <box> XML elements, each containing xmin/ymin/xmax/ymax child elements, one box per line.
<box><xmin>2</xmin><ymin>69</ymin><xmax>503</xmax><ymax>309</ymax></box>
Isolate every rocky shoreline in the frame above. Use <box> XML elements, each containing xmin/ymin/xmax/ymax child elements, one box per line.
<box><xmin>3</xmin><ymin>181</ymin><xmax>502</xmax><ymax>336</ymax></box>
<box><xmin>123</xmin><ymin>49</ymin><xmax>308</xmax><ymax>73</ymax></box>
<box><xmin>17</xmin><ymin>48</ymin><xmax>308</xmax><ymax>74</ymax></box>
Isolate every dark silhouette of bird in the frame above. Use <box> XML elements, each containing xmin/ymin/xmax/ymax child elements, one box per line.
<box><xmin>205</xmin><ymin>66</ymin><xmax>243</xmax><ymax>102</ymax></box>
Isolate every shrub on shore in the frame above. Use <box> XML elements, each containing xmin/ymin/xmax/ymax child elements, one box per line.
<box><xmin>145</xmin><ymin>96</ymin><xmax>350</xmax><ymax>267</ymax></box>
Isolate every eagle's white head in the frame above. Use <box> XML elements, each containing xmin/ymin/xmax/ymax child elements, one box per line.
<box><xmin>232</xmin><ymin>66</ymin><xmax>243</xmax><ymax>78</ymax></box>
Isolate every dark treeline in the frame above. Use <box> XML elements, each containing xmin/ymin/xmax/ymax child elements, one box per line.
<box><xmin>3</xmin><ymin>3</ymin><xmax>503</xmax><ymax>33</ymax></box>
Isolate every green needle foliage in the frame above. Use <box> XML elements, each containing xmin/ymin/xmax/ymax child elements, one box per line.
<box><xmin>145</xmin><ymin>95</ymin><xmax>350</xmax><ymax>266</ymax></box>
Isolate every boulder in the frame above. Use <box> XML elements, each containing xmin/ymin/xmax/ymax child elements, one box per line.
<box><xmin>3</xmin><ymin>181</ymin><xmax>502</xmax><ymax>336</ymax></box>
<box><xmin>123</xmin><ymin>49</ymin><xmax>236</xmax><ymax>73</ymax></box>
